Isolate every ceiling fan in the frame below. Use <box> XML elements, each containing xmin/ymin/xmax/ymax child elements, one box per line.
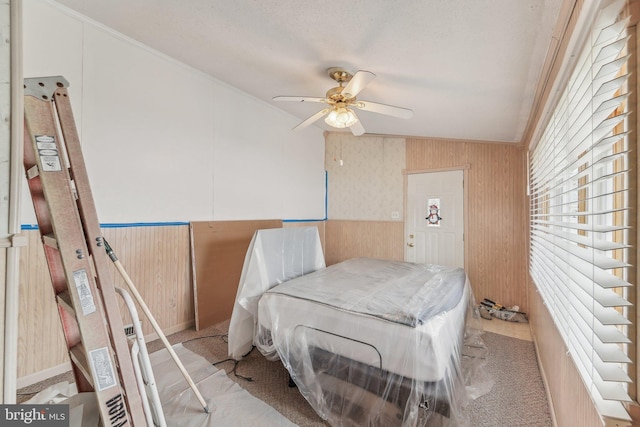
<box><xmin>273</xmin><ymin>67</ymin><xmax>413</xmax><ymax>136</ymax></box>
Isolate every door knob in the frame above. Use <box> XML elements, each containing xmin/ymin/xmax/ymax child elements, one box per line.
<box><xmin>407</xmin><ymin>242</ymin><xmax>414</xmax><ymax>247</ymax></box>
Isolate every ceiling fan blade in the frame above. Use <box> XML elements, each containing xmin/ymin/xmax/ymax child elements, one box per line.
<box><xmin>354</xmin><ymin>100</ymin><xmax>413</xmax><ymax>119</ymax></box>
<box><xmin>342</xmin><ymin>70</ymin><xmax>376</xmax><ymax>98</ymax></box>
<box><xmin>293</xmin><ymin>108</ymin><xmax>330</xmax><ymax>131</ymax></box>
<box><xmin>273</xmin><ymin>96</ymin><xmax>327</xmax><ymax>103</ymax></box>
<box><xmin>349</xmin><ymin>110</ymin><xmax>365</xmax><ymax>136</ymax></box>
<box><xmin>350</xmin><ymin>120</ymin><xmax>365</xmax><ymax>136</ymax></box>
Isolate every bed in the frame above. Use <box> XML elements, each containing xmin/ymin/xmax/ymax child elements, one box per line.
<box><xmin>228</xmin><ymin>227</ymin><xmax>490</xmax><ymax>427</ymax></box>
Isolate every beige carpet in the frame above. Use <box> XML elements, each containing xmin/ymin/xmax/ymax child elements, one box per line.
<box><xmin>463</xmin><ymin>331</ymin><xmax>553</xmax><ymax>426</ymax></box>
<box><xmin>18</xmin><ymin>319</ymin><xmax>552</xmax><ymax>427</ymax></box>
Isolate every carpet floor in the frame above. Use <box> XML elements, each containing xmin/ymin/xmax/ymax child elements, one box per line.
<box><xmin>18</xmin><ymin>319</ymin><xmax>553</xmax><ymax>427</ymax></box>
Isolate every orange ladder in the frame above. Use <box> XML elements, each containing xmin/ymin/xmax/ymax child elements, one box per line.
<box><xmin>22</xmin><ymin>76</ymin><xmax>146</xmax><ymax>426</ymax></box>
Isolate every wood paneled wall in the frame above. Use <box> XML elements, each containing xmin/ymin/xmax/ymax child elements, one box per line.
<box><xmin>325</xmin><ymin>220</ymin><xmax>404</xmax><ymax>266</ymax></box>
<box><xmin>17</xmin><ymin>225</ymin><xmax>192</xmax><ymax>385</ymax></box>
<box><xmin>17</xmin><ymin>221</ymin><xmax>326</xmax><ymax>385</ymax></box>
<box><xmin>101</xmin><ymin>226</ymin><xmax>193</xmax><ymax>332</ymax></box>
<box><xmin>525</xmin><ymin>6</ymin><xmax>640</xmax><ymax>426</ymax></box>
<box><xmin>406</xmin><ymin>138</ymin><xmax>528</xmax><ymax>311</ymax></box>
<box><xmin>529</xmin><ymin>279</ymin><xmax>602</xmax><ymax>427</ymax></box>
<box><xmin>18</xmin><ymin>230</ymin><xmax>68</xmax><ymax>381</ymax></box>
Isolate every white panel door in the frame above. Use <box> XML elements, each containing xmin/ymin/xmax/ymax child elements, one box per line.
<box><xmin>405</xmin><ymin>170</ymin><xmax>464</xmax><ymax>267</ymax></box>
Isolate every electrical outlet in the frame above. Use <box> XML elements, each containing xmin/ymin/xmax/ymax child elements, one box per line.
<box><xmin>391</xmin><ymin>211</ymin><xmax>400</xmax><ymax>219</ymax></box>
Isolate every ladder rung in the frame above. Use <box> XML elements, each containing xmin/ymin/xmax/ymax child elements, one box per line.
<box><xmin>69</xmin><ymin>345</ymin><xmax>93</xmax><ymax>388</ymax></box>
<box><xmin>26</xmin><ymin>165</ymin><xmax>39</xmax><ymax>179</ymax></box>
<box><xmin>24</xmin><ymin>77</ymin><xmax>147</xmax><ymax>425</ymax></box>
<box><xmin>56</xmin><ymin>290</ymin><xmax>75</xmax><ymax>317</ymax></box>
<box><xmin>42</xmin><ymin>233</ymin><xmax>58</xmax><ymax>249</ymax></box>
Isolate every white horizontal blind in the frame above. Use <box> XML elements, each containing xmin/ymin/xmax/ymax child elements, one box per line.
<box><xmin>529</xmin><ymin>0</ymin><xmax>633</xmax><ymax>422</ymax></box>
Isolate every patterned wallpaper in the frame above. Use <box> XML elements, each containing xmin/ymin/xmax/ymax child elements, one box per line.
<box><xmin>325</xmin><ymin>133</ymin><xmax>406</xmax><ymax>221</ymax></box>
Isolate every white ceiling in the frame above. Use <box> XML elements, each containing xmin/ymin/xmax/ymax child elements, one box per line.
<box><xmin>52</xmin><ymin>0</ymin><xmax>565</xmax><ymax>143</ymax></box>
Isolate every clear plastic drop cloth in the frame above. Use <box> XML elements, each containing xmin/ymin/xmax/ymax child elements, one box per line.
<box><xmin>24</xmin><ymin>344</ymin><xmax>297</xmax><ymax>426</ymax></box>
<box><xmin>228</xmin><ymin>226</ymin><xmax>325</xmax><ymax>360</ymax></box>
<box><xmin>254</xmin><ymin>258</ymin><xmax>493</xmax><ymax>427</ymax></box>
<box><xmin>149</xmin><ymin>343</ymin><xmax>297</xmax><ymax>426</ymax></box>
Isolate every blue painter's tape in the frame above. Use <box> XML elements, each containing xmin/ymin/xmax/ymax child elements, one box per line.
<box><xmin>282</xmin><ymin>170</ymin><xmax>329</xmax><ymax>223</ymax></box>
<box><xmin>100</xmin><ymin>222</ymin><xmax>189</xmax><ymax>228</ymax></box>
<box><xmin>22</xmin><ymin>171</ymin><xmax>331</xmax><ymax>229</ymax></box>
<box><xmin>22</xmin><ymin>222</ymin><xmax>189</xmax><ymax>230</ymax></box>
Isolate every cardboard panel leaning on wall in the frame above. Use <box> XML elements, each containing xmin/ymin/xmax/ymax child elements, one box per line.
<box><xmin>190</xmin><ymin>220</ymin><xmax>282</xmax><ymax>330</ymax></box>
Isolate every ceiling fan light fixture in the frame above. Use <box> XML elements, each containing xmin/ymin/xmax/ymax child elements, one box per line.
<box><xmin>275</xmin><ymin>68</ymin><xmax>412</xmax><ymax>134</ymax></box>
<box><xmin>325</xmin><ymin>107</ymin><xmax>358</xmax><ymax>128</ymax></box>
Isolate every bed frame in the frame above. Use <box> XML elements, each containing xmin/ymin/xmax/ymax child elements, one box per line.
<box><xmin>229</xmin><ymin>227</ymin><xmax>480</xmax><ymax>426</ymax></box>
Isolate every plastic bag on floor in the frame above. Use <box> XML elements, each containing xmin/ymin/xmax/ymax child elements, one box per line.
<box><xmin>479</xmin><ymin>298</ymin><xmax>528</xmax><ymax>323</ymax></box>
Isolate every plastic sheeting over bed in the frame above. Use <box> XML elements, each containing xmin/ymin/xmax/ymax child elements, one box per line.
<box><xmin>228</xmin><ymin>226</ymin><xmax>325</xmax><ymax>359</ymax></box>
<box><xmin>229</xmin><ymin>227</ymin><xmax>492</xmax><ymax>427</ymax></box>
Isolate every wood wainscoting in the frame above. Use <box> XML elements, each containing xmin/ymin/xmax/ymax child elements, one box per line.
<box><xmin>529</xmin><ymin>277</ymin><xmax>602</xmax><ymax>427</ymax></box>
<box><xmin>17</xmin><ymin>220</ymin><xmax>327</xmax><ymax>386</ymax></box>
<box><xmin>406</xmin><ymin>138</ymin><xmax>528</xmax><ymax>313</ymax></box>
<box><xmin>17</xmin><ymin>224</ymin><xmax>193</xmax><ymax>386</ymax></box>
<box><xmin>324</xmin><ymin>220</ymin><xmax>404</xmax><ymax>266</ymax></box>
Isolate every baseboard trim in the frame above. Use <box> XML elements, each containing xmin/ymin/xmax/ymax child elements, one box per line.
<box><xmin>17</xmin><ymin>362</ymin><xmax>72</xmax><ymax>389</ymax></box>
<box><xmin>143</xmin><ymin>320</ymin><xmax>195</xmax><ymax>343</ymax></box>
<box><xmin>16</xmin><ymin>320</ymin><xmax>195</xmax><ymax>389</ymax></box>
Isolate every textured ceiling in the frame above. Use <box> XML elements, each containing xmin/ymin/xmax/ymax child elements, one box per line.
<box><xmin>52</xmin><ymin>0</ymin><xmax>565</xmax><ymax>142</ymax></box>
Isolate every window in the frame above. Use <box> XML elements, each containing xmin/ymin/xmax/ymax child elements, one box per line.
<box><xmin>529</xmin><ymin>0</ymin><xmax>633</xmax><ymax>422</ymax></box>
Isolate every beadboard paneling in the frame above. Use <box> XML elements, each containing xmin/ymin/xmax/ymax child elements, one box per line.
<box><xmin>101</xmin><ymin>225</ymin><xmax>193</xmax><ymax>333</ymax></box>
<box><xmin>406</xmin><ymin>138</ymin><xmax>528</xmax><ymax>312</ymax></box>
<box><xmin>17</xmin><ymin>225</ymin><xmax>192</xmax><ymax>380</ymax></box>
<box><xmin>18</xmin><ymin>230</ymin><xmax>72</xmax><ymax>379</ymax></box>
<box><xmin>325</xmin><ymin>220</ymin><xmax>404</xmax><ymax>266</ymax></box>
<box><xmin>529</xmin><ymin>279</ymin><xmax>602</xmax><ymax>427</ymax></box>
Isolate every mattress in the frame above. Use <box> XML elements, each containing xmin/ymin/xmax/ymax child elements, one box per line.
<box><xmin>253</xmin><ymin>258</ymin><xmax>475</xmax><ymax>426</ymax></box>
<box><xmin>256</xmin><ymin>258</ymin><xmax>470</xmax><ymax>382</ymax></box>
<box><xmin>227</xmin><ymin>231</ymin><xmax>490</xmax><ymax>426</ymax></box>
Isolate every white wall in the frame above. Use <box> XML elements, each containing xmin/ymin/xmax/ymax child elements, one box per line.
<box><xmin>21</xmin><ymin>0</ymin><xmax>325</xmax><ymax>224</ymax></box>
